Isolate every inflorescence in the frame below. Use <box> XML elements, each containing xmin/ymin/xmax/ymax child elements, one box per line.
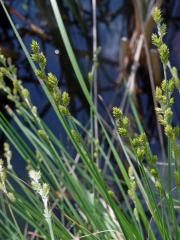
<box><xmin>29</xmin><ymin>169</ymin><xmax>51</xmax><ymax>222</ymax></box>
<box><xmin>0</xmin><ymin>143</ymin><xmax>15</xmax><ymax>202</ymax></box>
<box><xmin>152</xmin><ymin>7</ymin><xmax>180</xmax><ymax>186</ymax></box>
<box><xmin>31</xmin><ymin>40</ymin><xmax>71</xmax><ymax>116</ymax></box>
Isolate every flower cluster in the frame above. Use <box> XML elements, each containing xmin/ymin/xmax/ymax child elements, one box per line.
<box><xmin>112</xmin><ymin>106</ymin><xmax>162</xmax><ymax>195</ymax></box>
<box><xmin>0</xmin><ymin>143</ymin><xmax>15</xmax><ymax>202</ymax></box>
<box><xmin>128</xmin><ymin>167</ymin><xmax>136</xmax><ymax>201</ymax></box>
<box><xmin>29</xmin><ymin>169</ymin><xmax>51</xmax><ymax>221</ymax></box>
<box><xmin>153</xmin><ymin>7</ymin><xmax>180</xmax><ymax>188</ymax></box>
<box><xmin>152</xmin><ymin>7</ymin><xmax>162</xmax><ymax>24</ymax></box>
<box><xmin>155</xmin><ymin>80</ymin><xmax>180</xmax><ymax>141</ymax></box>
<box><xmin>3</xmin><ymin>142</ymin><xmax>12</xmax><ymax>170</ymax></box>
<box><xmin>152</xmin><ymin>7</ymin><xmax>169</xmax><ymax>65</ymax></box>
<box><xmin>71</xmin><ymin>129</ymin><xmax>83</xmax><ymax>145</ymax></box>
<box><xmin>0</xmin><ymin>55</ymin><xmax>20</xmax><ymax>105</ymax></box>
<box><xmin>31</xmin><ymin>40</ymin><xmax>70</xmax><ymax>116</ymax></box>
<box><xmin>38</xmin><ymin>129</ymin><xmax>49</xmax><ymax>142</ymax></box>
<box><xmin>0</xmin><ymin>53</ymin><xmax>39</xmax><ymax>121</ymax></box>
<box><xmin>112</xmin><ymin>107</ymin><xmax>129</xmax><ymax>137</ymax></box>
<box><xmin>131</xmin><ymin>133</ymin><xmax>158</xmax><ymax>163</ymax></box>
<box><xmin>112</xmin><ymin>107</ymin><xmax>158</xmax><ymax>164</ymax></box>
<box><xmin>128</xmin><ymin>167</ymin><xmax>139</xmax><ymax>220</ymax></box>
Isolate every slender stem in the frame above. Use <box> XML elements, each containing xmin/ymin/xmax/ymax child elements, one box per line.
<box><xmin>163</xmin><ymin>64</ymin><xmax>179</xmax><ymax>239</ymax></box>
<box><xmin>46</xmin><ymin>216</ymin><xmax>55</xmax><ymax>240</ymax></box>
<box><xmin>92</xmin><ymin>0</ymin><xmax>99</xmax><ymax>160</ymax></box>
<box><xmin>44</xmin><ymin>198</ymin><xmax>55</xmax><ymax>240</ymax></box>
<box><xmin>7</xmin><ymin>203</ymin><xmax>24</xmax><ymax>240</ymax></box>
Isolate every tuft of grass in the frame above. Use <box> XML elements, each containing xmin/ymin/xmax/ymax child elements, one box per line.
<box><xmin>0</xmin><ymin>3</ymin><xmax>179</xmax><ymax>240</ymax></box>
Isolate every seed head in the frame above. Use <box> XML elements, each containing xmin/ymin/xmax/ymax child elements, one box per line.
<box><xmin>122</xmin><ymin>117</ymin><xmax>129</xmax><ymax>128</ymax></box>
<box><xmin>165</xmin><ymin>125</ymin><xmax>173</xmax><ymax>138</ymax></box>
<box><xmin>112</xmin><ymin>107</ymin><xmax>122</xmax><ymax>119</ymax></box>
<box><xmin>71</xmin><ymin>129</ymin><xmax>82</xmax><ymax>144</ymax></box>
<box><xmin>47</xmin><ymin>73</ymin><xmax>58</xmax><ymax>90</ymax></box>
<box><xmin>31</xmin><ymin>40</ymin><xmax>40</xmax><ymax>54</ymax></box>
<box><xmin>38</xmin><ymin>129</ymin><xmax>49</xmax><ymax>141</ymax></box>
<box><xmin>155</xmin><ymin>87</ymin><xmax>163</xmax><ymax>101</ymax></box>
<box><xmin>155</xmin><ymin>180</ymin><xmax>163</xmax><ymax>195</ymax></box>
<box><xmin>150</xmin><ymin>168</ymin><xmax>158</xmax><ymax>178</ymax></box>
<box><xmin>59</xmin><ymin>105</ymin><xmax>70</xmax><ymax>116</ymax></box>
<box><xmin>29</xmin><ymin>169</ymin><xmax>41</xmax><ymax>183</ymax></box>
<box><xmin>152</xmin><ymin>34</ymin><xmax>161</xmax><ymax>47</ymax></box>
<box><xmin>159</xmin><ymin>44</ymin><xmax>169</xmax><ymax>65</ymax></box>
<box><xmin>22</xmin><ymin>88</ymin><xmax>30</xmax><ymax>99</ymax></box>
<box><xmin>118</xmin><ymin>127</ymin><xmax>127</xmax><ymax>137</ymax></box>
<box><xmin>152</xmin><ymin>7</ymin><xmax>162</xmax><ymax>23</ymax></box>
<box><xmin>61</xmin><ymin>91</ymin><xmax>70</xmax><ymax>107</ymax></box>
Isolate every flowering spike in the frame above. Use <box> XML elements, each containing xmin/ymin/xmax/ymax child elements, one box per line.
<box><xmin>152</xmin><ymin>7</ymin><xmax>162</xmax><ymax>23</ymax></box>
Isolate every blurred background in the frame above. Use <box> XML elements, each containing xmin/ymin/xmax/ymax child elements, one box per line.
<box><xmin>0</xmin><ymin>0</ymin><xmax>180</xmax><ymax>175</ymax></box>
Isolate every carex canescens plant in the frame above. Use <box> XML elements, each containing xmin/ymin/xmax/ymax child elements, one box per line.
<box><xmin>0</xmin><ymin>5</ymin><xmax>180</xmax><ymax>240</ymax></box>
<box><xmin>113</xmin><ymin>7</ymin><xmax>180</xmax><ymax>240</ymax></box>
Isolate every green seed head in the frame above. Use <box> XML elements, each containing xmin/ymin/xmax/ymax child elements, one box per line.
<box><xmin>152</xmin><ymin>7</ymin><xmax>162</xmax><ymax>23</ymax></box>
<box><xmin>38</xmin><ymin>129</ymin><xmax>49</xmax><ymax>141</ymax></box>
<box><xmin>52</xmin><ymin>90</ymin><xmax>61</xmax><ymax>104</ymax></box>
<box><xmin>42</xmin><ymin>183</ymin><xmax>50</xmax><ymax>198</ymax></box>
<box><xmin>122</xmin><ymin>116</ymin><xmax>129</xmax><ymax>128</ymax></box>
<box><xmin>38</xmin><ymin>53</ymin><xmax>47</xmax><ymax>69</ymax></box>
<box><xmin>155</xmin><ymin>87</ymin><xmax>163</xmax><ymax>101</ymax></box>
<box><xmin>31</xmin><ymin>106</ymin><xmax>38</xmax><ymax>115</ymax></box>
<box><xmin>151</xmin><ymin>155</ymin><xmax>158</xmax><ymax>164</ymax></box>
<box><xmin>152</xmin><ymin>34</ymin><xmax>161</xmax><ymax>47</ymax></box>
<box><xmin>47</xmin><ymin>73</ymin><xmax>58</xmax><ymax>90</ymax></box>
<box><xmin>36</xmin><ymin>70</ymin><xmax>46</xmax><ymax>80</ymax></box>
<box><xmin>150</xmin><ymin>168</ymin><xmax>158</xmax><ymax>178</ymax></box>
<box><xmin>131</xmin><ymin>180</ymin><xmax>136</xmax><ymax>192</ymax></box>
<box><xmin>31</xmin><ymin>40</ymin><xmax>40</xmax><ymax>54</ymax></box>
<box><xmin>112</xmin><ymin>107</ymin><xmax>122</xmax><ymax>119</ymax></box>
<box><xmin>161</xmin><ymin>80</ymin><xmax>167</xmax><ymax>92</ymax></box>
<box><xmin>162</xmin><ymin>96</ymin><xmax>167</xmax><ymax>104</ymax></box>
<box><xmin>169</xmin><ymin>97</ymin><xmax>174</xmax><ymax>105</ymax></box>
<box><xmin>131</xmin><ymin>138</ymin><xmax>139</xmax><ymax>148</ymax></box>
<box><xmin>32</xmin><ymin>52</ymin><xmax>46</xmax><ymax>69</ymax></box>
<box><xmin>164</xmin><ymin>108</ymin><xmax>173</xmax><ymax>123</ymax></box>
<box><xmin>128</xmin><ymin>166</ymin><xmax>135</xmax><ymax>180</ymax></box>
<box><xmin>59</xmin><ymin>105</ymin><xmax>70</xmax><ymax>116</ymax></box>
<box><xmin>22</xmin><ymin>88</ymin><xmax>30</xmax><ymax>99</ymax></box>
<box><xmin>61</xmin><ymin>91</ymin><xmax>70</xmax><ymax>107</ymax></box>
<box><xmin>136</xmin><ymin>148</ymin><xmax>145</xmax><ymax>160</ymax></box>
<box><xmin>160</xmin><ymin>23</ymin><xmax>167</xmax><ymax>38</ymax></box>
<box><xmin>155</xmin><ymin>180</ymin><xmax>163</xmax><ymax>195</ymax></box>
<box><xmin>139</xmin><ymin>133</ymin><xmax>147</xmax><ymax>143</ymax></box>
<box><xmin>71</xmin><ymin>129</ymin><xmax>82</xmax><ymax>144</ymax></box>
<box><xmin>173</xmin><ymin>127</ymin><xmax>180</xmax><ymax>139</ymax></box>
<box><xmin>159</xmin><ymin>44</ymin><xmax>169</xmax><ymax>65</ymax></box>
<box><xmin>168</xmin><ymin>80</ymin><xmax>174</xmax><ymax>92</ymax></box>
<box><xmin>88</xmin><ymin>71</ymin><xmax>93</xmax><ymax>83</ymax></box>
<box><xmin>118</xmin><ymin>127</ymin><xmax>127</xmax><ymax>137</ymax></box>
<box><xmin>165</xmin><ymin>125</ymin><xmax>173</xmax><ymax>138</ymax></box>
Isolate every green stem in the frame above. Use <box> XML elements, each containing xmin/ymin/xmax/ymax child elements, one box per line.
<box><xmin>46</xmin><ymin>216</ymin><xmax>55</xmax><ymax>240</ymax></box>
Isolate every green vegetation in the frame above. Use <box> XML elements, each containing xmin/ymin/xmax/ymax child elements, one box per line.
<box><xmin>0</xmin><ymin>4</ymin><xmax>179</xmax><ymax>240</ymax></box>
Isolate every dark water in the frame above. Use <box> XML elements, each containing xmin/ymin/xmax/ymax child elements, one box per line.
<box><xmin>0</xmin><ymin>1</ymin><xmax>180</xmax><ymax>238</ymax></box>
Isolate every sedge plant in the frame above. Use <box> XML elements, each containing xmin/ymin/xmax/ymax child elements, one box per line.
<box><xmin>0</xmin><ymin>4</ymin><xmax>179</xmax><ymax>240</ymax></box>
